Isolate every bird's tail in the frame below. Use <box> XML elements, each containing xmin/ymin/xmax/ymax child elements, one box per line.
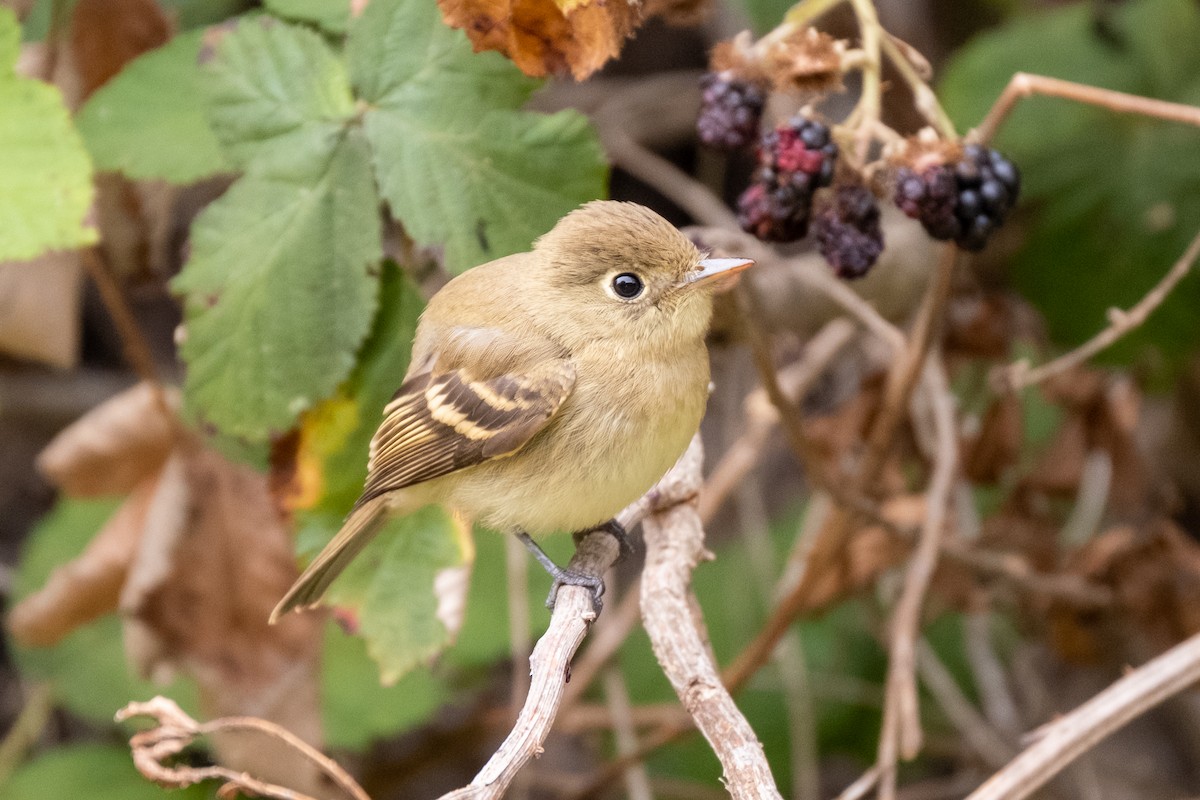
<box><xmin>270</xmin><ymin>496</ymin><xmax>389</xmax><ymax>624</ymax></box>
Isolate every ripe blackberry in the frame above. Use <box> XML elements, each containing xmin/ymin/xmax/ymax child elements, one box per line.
<box><xmin>815</xmin><ymin>184</ymin><xmax>884</xmax><ymax>279</ymax></box>
<box><xmin>894</xmin><ymin>145</ymin><xmax>1020</xmax><ymax>251</ymax></box>
<box><xmin>737</xmin><ymin>170</ymin><xmax>813</xmax><ymax>242</ymax></box>
<box><xmin>697</xmin><ymin>72</ymin><xmax>766</xmax><ymax>151</ymax></box>
<box><xmin>738</xmin><ymin>116</ymin><xmax>838</xmax><ymax>243</ymax></box>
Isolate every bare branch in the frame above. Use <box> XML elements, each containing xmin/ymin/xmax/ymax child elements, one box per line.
<box><xmin>877</xmin><ymin>358</ymin><xmax>958</xmax><ymax>800</ymax></box>
<box><xmin>975</xmin><ymin>73</ymin><xmax>1200</xmax><ymax>146</ymax></box>
<box><xmin>997</xmin><ymin>228</ymin><xmax>1200</xmax><ymax>391</ymax></box>
<box><xmin>116</xmin><ymin>696</ymin><xmax>369</xmax><ymax>800</ymax></box>
<box><xmin>639</xmin><ymin>437</ymin><xmax>785</xmax><ymax>800</ymax></box>
<box><xmin>965</xmin><ymin>631</ymin><xmax>1200</xmax><ymax>800</ymax></box>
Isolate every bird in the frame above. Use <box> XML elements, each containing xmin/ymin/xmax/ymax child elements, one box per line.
<box><xmin>270</xmin><ymin>201</ymin><xmax>752</xmax><ymax>623</ymax></box>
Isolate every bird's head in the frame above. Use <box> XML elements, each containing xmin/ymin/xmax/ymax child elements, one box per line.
<box><xmin>532</xmin><ymin>201</ymin><xmax>753</xmax><ymax>351</ymax></box>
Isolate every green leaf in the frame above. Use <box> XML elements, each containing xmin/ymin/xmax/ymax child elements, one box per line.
<box><xmin>0</xmin><ymin>8</ymin><xmax>96</xmax><ymax>260</ymax></box>
<box><xmin>11</xmin><ymin>499</ymin><xmax>199</xmax><ymax>723</ymax></box>
<box><xmin>325</xmin><ymin>505</ymin><xmax>473</xmax><ymax>684</ymax></box>
<box><xmin>1</xmin><ymin>5</ymin><xmax>17</xmax><ymax>71</ymax></box>
<box><xmin>174</xmin><ymin>128</ymin><xmax>381</xmax><ymax>439</ymax></box>
<box><xmin>347</xmin><ymin>0</ymin><xmax>607</xmax><ymax>272</ymax></box>
<box><xmin>320</xmin><ymin>621</ymin><xmax>451</xmax><ymax>748</ymax></box>
<box><xmin>204</xmin><ymin>16</ymin><xmax>355</xmax><ymax>176</ymax></box>
<box><xmin>4</xmin><ymin>744</ymin><xmax>209</xmax><ymax>800</ymax></box>
<box><xmin>264</xmin><ymin>0</ymin><xmax>351</xmax><ymax>33</ymax></box>
<box><xmin>76</xmin><ymin>29</ymin><xmax>229</xmax><ymax>184</ymax></box>
<box><xmin>940</xmin><ymin>0</ymin><xmax>1200</xmax><ymax>375</ymax></box>
<box><xmin>294</xmin><ymin>266</ymin><xmax>474</xmax><ymax>683</ymax></box>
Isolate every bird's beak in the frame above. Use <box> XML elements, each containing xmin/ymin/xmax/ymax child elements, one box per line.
<box><xmin>685</xmin><ymin>257</ymin><xmax>755</xmax><ymax>290</ymax></box>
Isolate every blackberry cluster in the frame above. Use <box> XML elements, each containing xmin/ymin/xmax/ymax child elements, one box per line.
<box><xmin>814</xmin><ymin>184</ymin><xmax>884</xmax><ymax>279</ymax></box>
<box><xmin>894</xmin><ymin>144</ymin><xmax>1021</xmax><ymax>251</ymax></box>
<box><xmin>737</xmin><ymin>117</ymin><xmax>838</xmax><ymax>243</ymax></box>
<box><xmin>697</xmin><ymin>72</ymin><xmax>767</xmax><ymax>151</ymax></box>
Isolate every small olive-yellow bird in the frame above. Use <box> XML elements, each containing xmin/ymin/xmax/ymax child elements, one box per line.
<box><xmin>270</xmin><ymin>201</ymin><xmax>752</xmax><ymax>623</ymax></box>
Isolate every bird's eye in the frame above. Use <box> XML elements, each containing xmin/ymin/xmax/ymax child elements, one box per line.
<box><xmin>612</xmin><ymin>272</ymin><xmax>644</xmax><ymax>299</ymax></box>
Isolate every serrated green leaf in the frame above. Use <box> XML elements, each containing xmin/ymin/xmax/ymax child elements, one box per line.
<box><xmin>304</xmin><ymin>262</ymin><xmax>424</xmax><ymax>513</ymax></box>
<box><xmin>204</xmin><ymin>16</ymin><xmax>354</xmax><ymax>176</ymax></box>
<box><xmin>326</xmin><ymin>505</ymin><xmax>473</xmax><ymax>684</ymax></box>
<box><xmin>264</xmin><ymin>0</ymin><xmax>351</xmax><ymax>33</ymax></box>
<box><xmin>4</xmin><ymin>744</ymin><xmax>209</xmax><ymax>800</ymax></box>
<box><xmin>11</xmin><ymin>499</ymin><xmax>199</xmax><ymax>723</ymax></box>
<box><xmin>174</xmin><ymin>129</ymin><xmax>381</xmax><ymax>439</ymax></box>
<box><xmin>76</xmin><ymin>29</ymin><xmax>229</xmax><ymax>184</ymax></box>
<box><xmin>0</xmin><ymin>8</ymin><xmax>96</xmax><ymax>260</ymax></box>
<box><xmin>347</xmin><ymin>0</ymin><xmax>607</xmax><ymax>272</ymax></box>
<box><xmin>294</xmin><ymin>266</ymin><xmax>474</xmax><ymax>683</ymax></box>
<box><xmin>940</xmin><ymin>0</ymin><xmax>1200</xmax><ymax>375</ymax></box>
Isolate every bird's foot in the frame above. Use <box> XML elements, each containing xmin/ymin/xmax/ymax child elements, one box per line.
<box><xmin>515</xmin><ymin>531</ymin><xmax>605</xmax><ymax>614</ymax></box>
<box><xmin>546</xmin><ymin>568</ymin><xmax>605</xmax><ymax>614</ymax></box>
<box><xmin>573</xmin><ymin>518</ymin><xmax>636</xmax><ymax>564</ymax></box>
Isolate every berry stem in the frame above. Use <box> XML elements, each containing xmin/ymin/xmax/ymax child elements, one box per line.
<box><xmin>878</xmin><ymin>33</ymin><xmax>958</xmax><ymax>140</ymax></box>
<box><xmin>847</xmin><ymin>0</ymin><xmax>883</xmax><ymax>167</ymax></box>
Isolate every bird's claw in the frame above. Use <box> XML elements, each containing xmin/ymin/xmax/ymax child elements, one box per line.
<box><xmin>546</xmin><ymin>568</ymin><xmax>605</xmax><ymax>614</ymax></box>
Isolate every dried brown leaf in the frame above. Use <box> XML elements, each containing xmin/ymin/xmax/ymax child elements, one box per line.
<box><xmin>7</xmin><ymin>472</ymin><xmax>158</xmax><ymax>646</ymax></box>
<box><xmin>122</xmin><ymin>444</ymin><xmax>325</xmax><ymax>795</ymax></box>
<box><xmin>36</xmin><ymin>381</ymin><xmax>178</xmax><ymax>497</ymax></box>
<box><xmin>0</xmin><ymin>251</ymin><xmax>83</xmax><ymax>369</ymax></box>
<box><xmin>438</xmin><ymin>0</ymin><xmax>643</xmax><ymax>80</ymax></box>
<box><xmin>963</xmin><ymin>393</ymin><xmax>1022</xmax><ymax>484</ymax></box>
<box><xmin>761</xmin><ymin>27</ymin><xmax>845</xmax><ymax>93</ymax></box>
<box><xmin>1053</xmin><ymin>519</ymin><xmax>1200</xmax><ymax>661</ymax></box>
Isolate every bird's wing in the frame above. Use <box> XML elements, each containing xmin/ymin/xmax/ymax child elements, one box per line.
<box><xmin>356</xmin><ymin>351</ymin><xmax>576</xmax><ymax>507</ymax></box>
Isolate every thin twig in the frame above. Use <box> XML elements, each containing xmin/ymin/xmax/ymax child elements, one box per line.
<box><xmin>997</xmin><ymin>228</ymin><xmax>1200</xmax><ymax>391</ymax></box>
<box><xmin>602</xmin><ymin>667</ymin><xmax>654</xmax><ymax>800</ymax></box>
<box><xmin>116</xmin><ymin>696</ymin><xmax>369</xmax><ymax>800</ymax></box>
<box><xmin>722</xmin><ymin>242</ymin><xmax>959</xmax><ymax>696</ymax></box>
<box><xmin>737</xmin><ymin>471</ymin><xmax>820</xmax><ymax>800</ymax></box>
<box><xmin>877</xmin><ymin>358</ymin><xmax>958</xmax><ymax>800</ymax></box>
<box><xmin>847</xmin><ymin>0</ymin><xmax>883</xmax><ymax>167</ymax></box>
<box><xmin>975</xmin><ymin>73</ymin><xmax>1200</xmax><ymax>146</ymax></box>
<box><xmin>963</xmin><ymin>611</ymin><xmax>1023</xmax><ymax>737</ymax></box>
<box><xmin>639</xmin><ymin>437</ymin><xmax>784</xmax><ymax>800</ymax></box>
<box><xmin>833</xmin><ymin>765</ymin><xmax>882</xmax><ymax>800</ymax></box>
<box><xmin>964</xmin><ymin>631</ymin><xmax>1200</xmax><ymax>800</ymax></box>
<box><xmin>80</xmin><ymin>247</ymin><xmax>174</xmax><ymax>423</ymax></box>
<box><xmin>438</xmin><ymin>532</ymin><xmax>619</xmax><ymax>800</ymax></box>
<box><xmin>0</xmin><ymin>683</ymin><xmax>53</xmax><ymax>786</ymax></box>
<box><xmin>504</xmin><ymin>534</ymin><xmax>533</xmax><ymax>800</ymax></box>
<box><xmin>916</xmin><ymin>640</ymin><xmax>1015</xmax><ymax>770</ymax></box>
<box><xmin>877</xmin><ymin>34</ymin><xmax>956</xmax><ymax>140</ymax></box>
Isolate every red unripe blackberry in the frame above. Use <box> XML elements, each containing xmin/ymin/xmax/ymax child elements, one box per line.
<box><xmin>815</xmin><ymin>184</ymin><xmax>884</xmax><ymax>279</ymax></box>
<box><xmin>697</xmin><ymin>72</ymin><xmax>767</xmax><ymax>151</ymax></box>
<box><xmin>737</xmin><ymin>116</ymin><xmax>838</xmax><ymax>243</ymax></box>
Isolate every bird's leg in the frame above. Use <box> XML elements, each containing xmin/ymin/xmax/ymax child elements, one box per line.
<box><xmin>573</xmin><ymin>518</ymin><xmax>635</xmax><ymax>563</ymax></box>
<box><xmin>515</xmin><ymin>531</ymin><xmax>605</xmax><ymax>614</ymax></box>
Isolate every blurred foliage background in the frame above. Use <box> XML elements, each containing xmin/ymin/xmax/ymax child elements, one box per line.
<box><xmin>3</xmin><ymin>0</ymin><xmax>1200</xmax><ymax>798</ymax></box>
